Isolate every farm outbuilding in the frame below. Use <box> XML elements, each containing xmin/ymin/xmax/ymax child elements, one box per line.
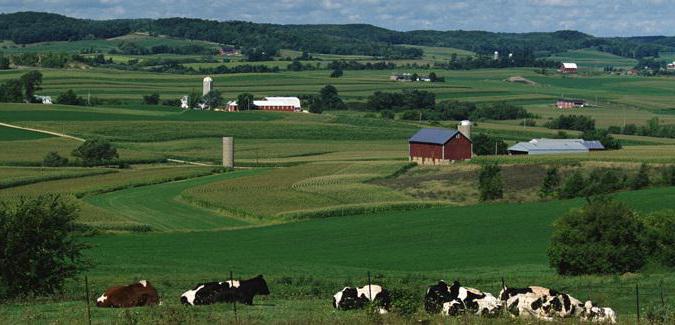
<box><xmin>507</xmin><ymin>138</ymin><xmax>604</xmax><ymax>155</ymax></box>
<box><xmin>226</xmin><ymin>97</ymin><xmax>302</xmax><ymax>112</ymax></box>
<box><xmin>556</xmin><ymin>98</ymin><xmax>586</xmax><ymax>109</ymax></box>
<box><xmin>408</xmin><ymin>127</ymin><xmax>472</xmax><ymax>165</ymax></box>
<box><xmin>560</xmin><ymin>63</ymin><xmax>578</xmax><ymax>74</ymax></box>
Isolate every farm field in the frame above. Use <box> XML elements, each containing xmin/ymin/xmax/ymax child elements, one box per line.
<box><xmin>544</xmin><ymin>49</ymin><xmax>638</xmax><ymax>70</ymax></box>
<box><xmin>2</xmin><ymin>186</ymin><xmax>674</xmax><ymax>323</ymax></box>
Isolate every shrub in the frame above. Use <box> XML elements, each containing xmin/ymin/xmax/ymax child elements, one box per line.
<box><xmin>641</xmin><ymin>210</ymin><xmax>675</xmax><ymax>267</ymax></box>
<box><xmin>540</xmin><ymin>167</ymin><xmax>561</xmax><ymax>198</ymax></box>
<box><xmin>42</xmin><ymin>151</ymin><xmax>68</xmax><ymax>167</ymax></box>
<box><xmin>478</xmin><ymin>162</ymin><xmax>503</xmax><ymax>201</ymax></box>
<box><xmin>389</xmin><ymin>288</ymin><xmax>420</xmax><ymax>317</ymax></box>
<box><xmin>56</xmin><ymin>89</ymin><xmax>85</xmax><ymax>106</ymax></box>
<box><xmin>380</xmin><ymin>110</ymin><xmax>395</xmax><ymax>119</ymax></box>
<box><xmin>559</xmin><ymin>170</ymin><xmax>585</xmax><ymax>199</ymax></box>
<box><xmin>584</xmin><ymin>169</ymin><xmax>626</xmax><ymax>196</ymax></box>
<box><xmin>142</xmin><ymin>92</ymin><xmax>160</xmax><ymax>105</ymax></box>
<box><xmin>71</xmin><ymin>138</ymin><xmax>118</xmax><ymax>166</ymax></box>
<box><xmin>545</xmin><ymin>114</ymin><xmax>595</xmax><ymax>132</ymax></box>
<box><xmin>631</xmin><ymin>163</ymin><xmax>651</xmax><ymax>190</ymax></box>
<box><xmin>330</xmin><ymin>68</ymin><xmax>343</xmax><ymax>78</ymax></box>
<box><xmin>663</xmin><ymin>165</ymin><xmax>675</xmax><ymax>186</ymax></box>
<box><xmin>0</xmin><ymin>195</ymin><xmax>89</xmax><ymax>298</ymax></box>
<box><xmin>548</xmin><ymin>196</ymin><xmax>648</xmax><ymax>275</ymax></box>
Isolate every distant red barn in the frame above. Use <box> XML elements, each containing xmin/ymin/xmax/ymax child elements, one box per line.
<box><xmin>409</xmin><ymin>128</ymin><xmax>472</xmax><ymax>165</ymax></box>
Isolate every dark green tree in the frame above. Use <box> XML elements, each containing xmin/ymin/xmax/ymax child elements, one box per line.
<box><xmin>20</xmin><ymin>70</ymin><xmax>42</xmax><ymax>102</ymax></box>
<box><xmin>641</xmin><ymin>210</ymin><xmax>675</xmax><ymax>267</ymax></box>
<box><xmin>42</xmin><ymin>152</ymin><xmax>68</xmax><ymax>167</ymax></box>
<box><xmin>202</xmin><ymin>89</ymin><xmax>223</xmax><ymax>109</ymax></box>
<box><xmin>631</xmin><ymin>163</ymin><xmax>651</xmax><ymax>190</ymax></box>
<box><xmin>559</xmin><ymin>170</ymin><xmax>586</xmax><ymax>199</ymax></box>
<box><xmin>478</xmin><ymin>162</ymin><xmax>503</xmax><ymax>201</ymax></box>
<box><xmin>0</xmin><ymin>79</ymin><xmax>24</xmax><ymax>103</ymax></box>
<box><xmin>237</xmin><ymin>93</ymin><xmax>255</xmax><ymax>110</ymax></box>
<box><xmin>663</xmin><ymin>165</ymin><xmax>675</xmax><ymax>186</ymax></box>
<box><xmin>540</xmin><ymin>167</ymin><xmax>561</xmax><ymax>198</ymax></box>
<box><xmin>548</xmin><ymin>197</ymin><xmax>647</xmax><ymax>275</ymax></box>
<box><xmin>56</xmin><ymin>89</ymin><xmax>85</xmax><ymax>106</ymax></box>
<box><xmin>71</xmin><ymin>138</ymin><xmax>118</xmax><ymax>166</ymax></box>
<box><xmin>380</xmin><ymin>110</ymin><xmax>395</xmax><ymax>119</ymax></box>
<box><xmin>330</xmin><ymin>68</ymin><xmax>343</xmax><ymax>78</ymax></box>
<box><xmin>142</xmin><ymin>92</ymin><xmax>160</xmax><ymax>105</ymax></box>
<box><xmin>472</xmin><ymin>133</ymin><xmax>508</xmax><ymax>156</ymax></box>
<box><xmin>0</xmin><ymin>195</ymin><xmax>89</xmax><ymax>298</ymax></box>
<box><xmin>0</xmin><ymin>55</ymin><xmax>9</xmax><ymax>70</ymax></box>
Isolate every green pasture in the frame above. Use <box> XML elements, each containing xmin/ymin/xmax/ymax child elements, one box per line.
<box><xmin>85</xmin><ymin>170</ymin><xmax>261</xmax><ymax>231</ymax></box>
<box><xmin>0</xmin><ymin>33</ymin><xmax>221</xmax><ymax>54</ymax></box>
<box><xmin>0</xmin><ymin>124</ymin><xmax>53</xmax><ymax>140</ymax></box>
<box><xmin>401</xmin><ymin>44</ymin><xmax>475</xmax><ymax>61</ymax></box>
<box><xmin>0</xmin><ymin>166</ymin><xmax>115</xmax><ymax>189</ymax></box>
<box><xmin>2</xmin><ymin>186</ymin><xmax>674</xmax><ymax>323</ymax></box>
<box><xmin>544</xmin><ymin>49</ymin><xmax>638</xmax><ymax>70</ymax></box>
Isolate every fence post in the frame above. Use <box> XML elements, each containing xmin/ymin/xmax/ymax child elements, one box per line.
<box><xmin>230</xmin><ymin>271</ymin><xmax>237</xmax><ymax>322</ymax></box>
<box><xmin>659</xmin><ymin>280</ymin><xmax>666</xmax><ymax>306</ymax></box>
<box><xmin>636</xmin><ymin>282</ymin><xmax>640</xmax><ymax>325</ymax></box>
<box><xmin>84</xmin><ymin>275</ymin><xmax>92</xmax><ymax>325</ymax></box>
<box><xmin>501</xmin><ymin>277</ymin><xmax>505</xmax><ymax>289</ymax></box>
<box><xmin>367</xmin><ymin>271</ymin><xmax>372</xmax><ymax>301</ymax></box>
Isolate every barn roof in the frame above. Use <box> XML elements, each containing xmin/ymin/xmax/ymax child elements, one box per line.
<box><xmin>409</xmin><ymin>128</ymin><xmax>461</xmax><ymax>145</ymax></box>
<box><xmin>561</xmin><ymin>62</ymin><xmax>578</xmax><ymax>69</ymax></box>
<box><xmin>253</xmin><ymin>97</ymin><xmax>301</xmax><ymax>108</ymax></box>
<box><xmin>582</xmin><ymin>140</ymin><xmax>605</xmax><ymax>150</ymax></box>
<box><xmin>508</xmin><ymin>138</ymin><xmax>589</xmax><ymax>154</ymax></box>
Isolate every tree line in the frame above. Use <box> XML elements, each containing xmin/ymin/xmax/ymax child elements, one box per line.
<box><xmin>2</xmin><ymin>12</ymin><xmax>673</xmax><ymax>60</ymax></box>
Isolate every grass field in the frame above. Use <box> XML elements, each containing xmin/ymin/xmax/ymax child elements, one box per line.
<box><xmin>0</xmin><ymin>125</ymin><xmax>53</xmax><ymax>140</ymax></box>
<box><xmin>2</xmin><ymin>186</ymin><xmax>673</xmax><ymax>323</ymax></box>
<box><xmin>544</xmin><ymin>49</ymin><xmax>638</xmax><ymax>70</ymax></box>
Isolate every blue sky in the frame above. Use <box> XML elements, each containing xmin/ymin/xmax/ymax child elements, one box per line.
<box><xmin>1</xmin><ymin>0</ymin><xmax>673</xmax><ymax>36</ymax></box>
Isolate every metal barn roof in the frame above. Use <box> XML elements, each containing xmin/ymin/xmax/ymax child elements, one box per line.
<box><xmin>508</xmin><ymin>138</ymin><xmax>589</xmax><ymax>155</ymax></box>
<box><xmin>409</xmin><ymin>128</ymin><xmax>461</xmax><ymax>145</ymax></box>
<box><xmin>253</xmin><ymin>97</ymin><xmax>301</xmax><ymax>108</ymax></box>
<box><xmin>561</xmin><ymin>62</ymin><xmax>578</xmax><ymax>69</ymax></box>
<box><xmin>582</xmin><ymin>140</ymin><xmax>605</xmax><ymax>150</ymax></box>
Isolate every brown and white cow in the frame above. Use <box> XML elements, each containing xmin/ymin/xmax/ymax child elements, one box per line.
<box><xmin>96</xmin><ymin>280</ymin><xmax>160</xmax><ymax>308</ymax></box>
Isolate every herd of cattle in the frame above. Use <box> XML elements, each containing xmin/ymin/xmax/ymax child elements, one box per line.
<box><xmin>95</xmin><ymin>276</ymin><xmax>616</xmax><ymax>323</ymax></box>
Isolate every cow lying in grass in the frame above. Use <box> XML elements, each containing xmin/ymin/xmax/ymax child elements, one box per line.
<box><xmin>424</xmin><ymin>280</ymin><xmax>501</xmax><ymax>316</ymax></box>
<box><xmin>181</xmin><ymin>275</ymin><xmax>270</xmax><ymax>306</ymax></box>
<box><xmin>333</xmin><ymin>284</ymin><xmax>391</xmax><ymax>314</ymax></box>
<box><xmin>96</xmin><ymin>280</ymin><xmax>160</xmax><ymax>308</ymax></box>
<box><xmin>500</xmin><ymin>284</ymin><xmax>616</xmax><ymax>323</ymax></box>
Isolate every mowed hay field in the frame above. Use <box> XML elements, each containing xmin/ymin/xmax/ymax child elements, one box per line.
<box><xmin>2</xmin><ymin>186</ymin><xmax>674</xmax><ymax>323</ymax></box>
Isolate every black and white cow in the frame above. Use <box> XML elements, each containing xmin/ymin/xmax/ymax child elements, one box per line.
<box><xmin>333</xmin><ymin>284</ymin><xmax>391</xmax><ymax>314</ymax></box>
<box><xmin>181</xmin><ymin>275</ymin><xmax>270</xmax><ymax>306</ymax></box>
<box><xmin>424</xmin><ymin>281</ymin><xmax>501</xmax><ymax>316</ymax></box>
<box><xmin>583</xmin><ymin>301</ymin><xmax>617</xmax><ymax>324</ymax></box>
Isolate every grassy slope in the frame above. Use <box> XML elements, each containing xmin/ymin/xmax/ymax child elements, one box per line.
<box><xmin>85</xmin><ymin>170</ymin><xmax>261</xmax><ymax>231</ymax></box>
<box><xmin>545</xmin><ymin>49</ymin><xmax>638</xmax><ymax>70</ymax></box>
<box><xmin>3</xmin><ymin>186</ymin><xmax>671</xmax><ymax>323</ymax></box>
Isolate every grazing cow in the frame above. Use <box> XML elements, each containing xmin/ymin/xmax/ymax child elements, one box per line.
<box><xmin>583</xmin><ymin>301</ymin><xmax>617</xmax><ymax>324</ymax></box>
<box><xmin>181</xmin><ymin>275</ymin><xmax>269</xmax><ymax>306</ymax></box>
<box><xmin>333</xmin><ymin>284</ymin><xmax>391</xmax><ymax>314</ymax></box>
<box><xmin>96</xmin><ymin>280</ymin><xmax>160</xmax><ymax>308</ymax></box>
<box><xmin>541</xmin><ymin>292</ymin><xmax>585</xmax><ymax>319</ymax></box>
<box><xmin>425</xmin><ymin>281</ymin><xmax>501</xmax><ymax>316</ymax></box>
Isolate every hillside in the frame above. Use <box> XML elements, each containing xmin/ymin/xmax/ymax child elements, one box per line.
<box><xmin>1</xmin><ymin>11</ymin><xmax>673</xmax><ymax>60</ymax></box>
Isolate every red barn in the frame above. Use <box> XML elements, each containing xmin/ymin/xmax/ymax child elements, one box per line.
<box><xmin>409</xmin><ymin>128</ymin><xmax>472</xmax><ymax>165</ymax></box>
<box><xmin>560</xmin><ymin>62</ymin><xmax>578</xmax><ymax>74</ymax></box>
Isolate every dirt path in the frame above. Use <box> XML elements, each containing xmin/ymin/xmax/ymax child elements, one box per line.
<box><xmin>0</xmin><ymin>122</ymin><xmax>85</xmax><ymax>142</ymax></box>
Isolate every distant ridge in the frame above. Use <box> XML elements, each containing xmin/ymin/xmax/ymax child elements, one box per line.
<box><xmin>0</xmin><ymin>11</ymin><xmax>672</xmax><ymax>59</ymax></box>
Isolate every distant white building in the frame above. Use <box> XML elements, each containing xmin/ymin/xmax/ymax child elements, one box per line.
<box><xmin>180</xmin><ymin>96</ymin><xmax>189</xmax><ymax>109</ymax></box>
<box><xmin>227</xmin><ymin>97</ymin><xmax>302</xmax><ymax>112</ymax></box>
<box><xmin>667</xmin><ymin>62</ymin><xmax>675</xmax><ymax>70</ymax></box>
<box><xmin>34</xmin><ymin>95</ymin><xmax>52</xmax><ymax>104</ymax></box>
<box><xmin>560</xmin><ymin>62</ymin><xmax>578</xmax><ymax>74</ymax></box>
<box><xmin>203</xmin><ymin>76</ymin><xmax>213</xmax><ymax>96</ymax></box>
<box><xmin>508</xmin><ymin>138</ymin><xmax>605</xmax><ymax>155</ymax></box>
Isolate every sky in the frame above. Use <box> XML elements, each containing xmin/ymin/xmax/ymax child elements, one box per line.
<box><xmin>1</xmin><ymin>0</ymin><xmax>674</xmax><ymax>37</ymax></box>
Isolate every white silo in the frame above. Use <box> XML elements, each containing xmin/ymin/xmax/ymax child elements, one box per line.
<box><xmin>222</xmin><ymin>137</ymin><xmax>234</xmax><ymax>168</ymax></box>
<box><xmin>458</xmin><ymin>120</ymin><xmax>472</xmax><ymax>139</ymax></box>
<box><xmin>203</xmin><ymin>76</ymin><xmax>213</xmax><ymax>96</ymax></box>
<box><xmin>493</xmin><ymin>51</ymin><xmax>499</xmax><ymax>60</ymax></box>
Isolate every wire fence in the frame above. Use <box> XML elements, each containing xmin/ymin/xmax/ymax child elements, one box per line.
<box><xmin>41</xmin><ymin>272</ymin><xmax>674</xmax><ymax>324</ymax></box>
